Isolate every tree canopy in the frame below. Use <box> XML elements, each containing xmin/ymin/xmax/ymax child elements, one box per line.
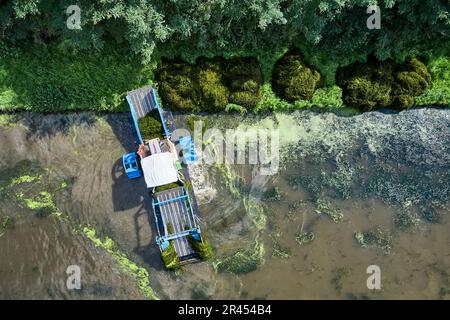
<box><xmin>1</xmin><ymin>0</ymin><xmax>449</xmax><ymax>66</ymax></box>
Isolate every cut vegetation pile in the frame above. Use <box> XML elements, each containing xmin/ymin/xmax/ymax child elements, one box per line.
<box><xmin>156</xmin><ymin>57</ymin><xmax>263</xmax><ymax>112</ymax></box>
<box><xmin>188</xmin><ymin>235</ymin><xmax>213</xmax><ymax>260</ymax></box>
<box><xmin>161</xmin><ymin>241</ymin><xmax>181</xmax><ymax>270</ymax></box>
<box><xmin>272</xmin><ymin>50</ymin><xmax>323</xmax><ymax>102</ymax></box>
<box><xmin>137</xmin><ymin>110</ymin><xmax>164</xmax><ymax>140</ymax></box>
<box><xmin>337</xmin><ymin>58</ymin><xmax>432</xmax><ymax>111</ymax></box>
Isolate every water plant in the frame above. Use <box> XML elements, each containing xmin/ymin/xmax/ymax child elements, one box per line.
<box><xmin>394</xmin><ymin>208</ymin><xmax>420</xmax><ymax>231</ymax></box>
<box><xmin>16</xmin><ymin>191</ymin><xmax>61</xmax><ymax>218</ymax></box>
<box><xmin>154</xmin><ymin>182</ymin><xmax>181</xmax><ymax>193</ymax></box>
<box><xmin>191</xmin><ymin>281</ymin><xmax>212</xmax><ymax>300</ymax></box>
<box><xmin>263</xmin><ymin>186</ymin><xmax>283</xmax><ymax>202</ymax></box>
<box><xmin>295</xmin><ymin>231</ymin><xmax>315</xmax><ymax>245</ymax></box>
<box><xmin>270</xmin><ymin>234</ymin><xmax>291</xmax><ymax>259</ymax></box>
<box><xmin>213</xmin><ymin>239</ymin><xmax>264</xmax><ymax>274</ymax></box>
<box><xmin>226</xmin><ymin>57</ymin><xmax>263</xmax><ymax>109</ymax></box>
<box><xmin>440</xmin><ymin>287</ymin><xmax>450</xmax><ymax>299</ymax></box>
<box><xmin>420</xmin><ymin>206</ymin><xmax>441</xmax><ymax>224</ymax></box>
<box><xmin>287</xmin><ymin>201</ymin><xmax>306</xmax><ymax>220</ymax></box>
<box><xmin>315</xmin><ymin>198</ymin><xmax>344</xmax><ymax>223</ymax></box>
<box><xmin>354</xmin><ymin>228</ymin><xmax>393</xmax><ymax>255</ymax></box>
<box><xmin>332</xmin><ymin>267</ymin><xmax>352</xmax><ymax>293</ymax></box>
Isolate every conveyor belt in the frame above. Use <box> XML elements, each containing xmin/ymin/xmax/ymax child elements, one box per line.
<box><xmin>127</xmin><ymin>85</ymin><xmax>156</xmax><ymax>119</ymax></box>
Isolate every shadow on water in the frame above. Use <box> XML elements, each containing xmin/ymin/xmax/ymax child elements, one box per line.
<box><xmin>20</xmin><ymin>112</ymin><xmax>98</xmax><ymax>139</ymax></box>
<box><xmin>2</xmin><ymin>110</ymin><xmax>165</xmax><ymax>272</ymax></box>
<box><xmin>111</xmin><ymin>157</ymin><xmax>164</xmax><ymax>271</ymax></box>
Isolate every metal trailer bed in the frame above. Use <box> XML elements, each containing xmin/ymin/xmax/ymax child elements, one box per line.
<box><xmin>152</xmin><ymin>187</ymin><xmax>199</xmax><ymax>261</ymax></box>
<box><xmin>125</xmin><ymin>86</ymin><xmax>202</xmax><ymax>263</ymax></box>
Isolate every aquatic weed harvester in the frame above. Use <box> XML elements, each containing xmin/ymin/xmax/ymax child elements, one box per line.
<box><xmin>122</xmin><ymin>86</ymin><xmax>205</xmax><ymax>267</ymax></box>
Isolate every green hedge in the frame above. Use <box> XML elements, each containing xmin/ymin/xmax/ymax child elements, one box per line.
<box><xmin>0</xmin><ymin>42</ymin><xmax>152</xmax><ymax>112</ymax></box>
<box><xmin>156</xmin><ymin>57</ymin><xmax>263</xmax><ymax>112</ymax></box>
<box><xmin>337</xmin><ymin>58</ymin><xmax>432</xmax><ymax>111</ymax></box>
<box><xmin>415</xmin><ymin>56</ymin><xmax>450</xmax><ymax>107</ymax></box>
<box><xmin>0</xmin><ymin>40</ymin><xmax>448</xmax><ymax>114</ymax></box>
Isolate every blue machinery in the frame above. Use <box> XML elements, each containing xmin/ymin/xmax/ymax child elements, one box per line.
<box><xmin>125</xmin><ymin>86</ymin><xmax>202</xmax><ymax>262</ymax></box>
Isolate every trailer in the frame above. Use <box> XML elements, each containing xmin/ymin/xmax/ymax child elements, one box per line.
<box><xmin>123</xmin><ymin>85</ymin><xmax>203</xmax><ymax>265</ymax></box>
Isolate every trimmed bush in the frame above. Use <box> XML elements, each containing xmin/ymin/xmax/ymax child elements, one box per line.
<box><xmin>138</xmin><ymin>110</ymin><xmax>164</xmax><ymax>140</ymax></box>
<box><xmin>272</xmin><ymin>50</ymin><xmax>322</xmax><ymax>102</ymax></box>
<box><xmin>337</xmin><ymin>58</ymin><xmax>431</xmax><ymax>111</ymax></box>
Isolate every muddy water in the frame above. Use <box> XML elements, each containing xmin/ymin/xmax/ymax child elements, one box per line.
<box><xmin>0</xmin><ymin>109</ymin><xmax>449</xmax><ymax>299</ymax></box>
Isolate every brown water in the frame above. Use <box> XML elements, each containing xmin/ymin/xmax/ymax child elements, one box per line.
<box><xmin>0</xmin><ymin>110</ymin><xmax>448</xmax><ymax>299</ymax></box>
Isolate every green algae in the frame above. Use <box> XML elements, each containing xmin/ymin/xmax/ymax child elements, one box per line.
<box><xmin>0</xmin><ymin>161</ymin><xmax>64</xmax><ymax>219</ymax></box>
<box><xmin>0</xmin><ymin>161</ymin><xmax>41</xmax><ymax>192</ymax></box>
<box><xmin>354</xmin><ymin>228</ymin><xmax>393</xmax><ymax>255</ymax></box>
<box><xmin>10</xmin><ymin>175</ymin><xmax>40</xmax><ymax>186</ymax></box>
<box><xmin>243</xmin><ymin>197</ymin><xmax>267</xmax><ymax>233</ymax></box>
<box><xmin>0</xmin><ymin>160</ymin><xmax>158</xmax><ymax>300</ymax></box>
<box><xmin>213</xmin><ymin>239</ymin><xmax>265</xmax><ymax>274</ymax></box>
<box><xmin>83</xmin><ymin>226</ymin><xmax>159</xmax><ymax>300</ymax></box>
<box><xmin>0</xmin><ymin>114</ymin><xmax>20</xmax><ymax>127</ymax></box>
<box><xmin>214</xmin><ymin>163</ymin><xmax>243</xmax><ymax>198</ymax></box>
<box><xmin>206</xmin><ymin>121</ymin><xmax>270</xmax><ymax>274</ymax></box>
<box><xmin>206</xmin><ymin>109</ymin><xmax>449</xmax><ymax>280</ymax></box>
<box><xmin>212</xmin><ymin>198</ymin><xmax>267</xmax><ymax>273</ymax></box>
<box><xmin>271</xmin><ymin>235</ymin><xmax>291</xmax><ymax>259</ymax></box>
